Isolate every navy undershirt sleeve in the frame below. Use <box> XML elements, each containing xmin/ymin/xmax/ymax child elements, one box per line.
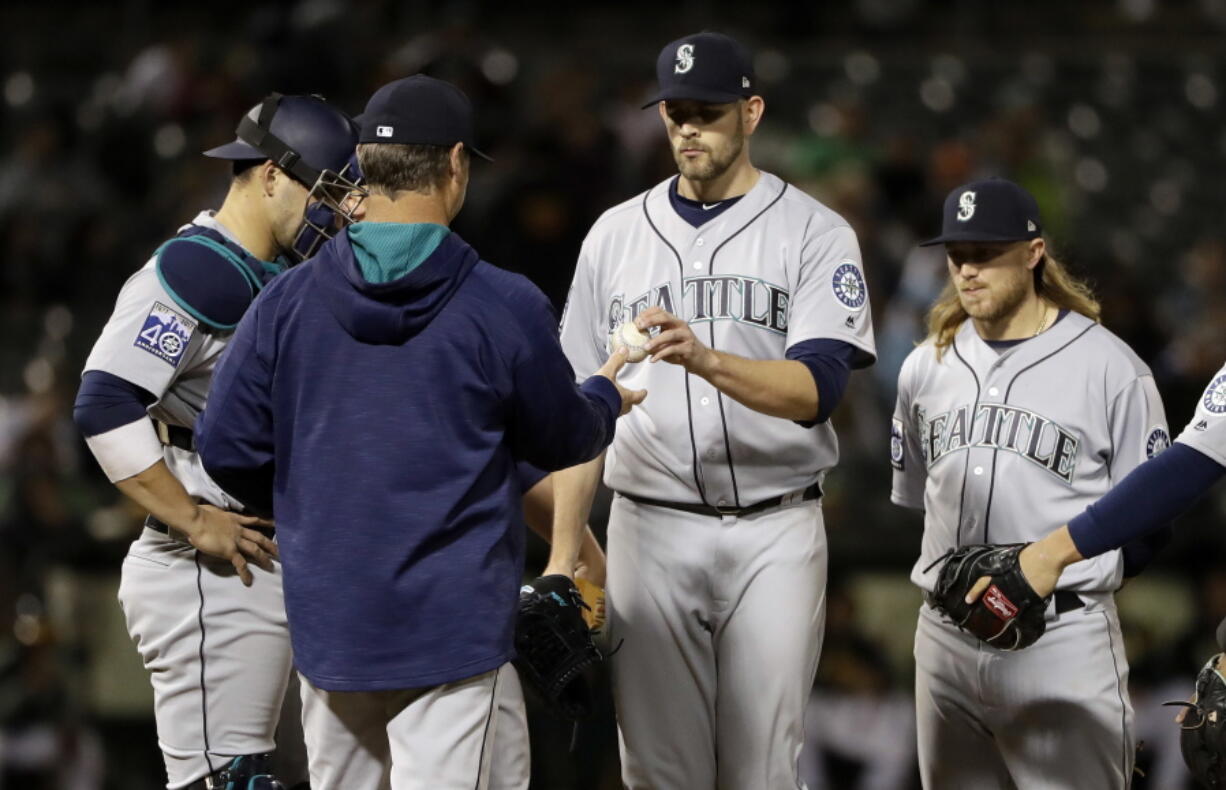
<box><xmin>785</xmin><ymin>339</ymin><xmax>857</xmax><ymax>427</ymax></box>
<box><xmin>1068</xmin><ymin>443</ymin><xmax>1226</xmax><ymax>560</ymax></box>
<box><xmin>73</xmin><ymin>370</ymin><xmax>157</xmax><ymax>437</ymax></box>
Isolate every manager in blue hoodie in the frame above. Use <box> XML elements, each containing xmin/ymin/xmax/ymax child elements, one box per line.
<box><xmin>196</xmin><ymin>75</ymin><xmax>645</xmax><ymax>790</ymax></box>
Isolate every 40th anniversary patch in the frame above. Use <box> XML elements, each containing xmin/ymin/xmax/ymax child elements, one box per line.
<box><xmin>134</xmin><ymin>302</ymin><xmax>196</xmax><ymax>366</ymax></box>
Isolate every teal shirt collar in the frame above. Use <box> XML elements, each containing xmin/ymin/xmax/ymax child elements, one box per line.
<box><xmin>348</xmin><ymin>222</ymin><xmax>452</xmax><ymax>285</ymax></box>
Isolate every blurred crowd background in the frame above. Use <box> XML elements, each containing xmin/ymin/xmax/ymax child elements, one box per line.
<box><xmin>3</xmin><ymin>0</ymin><xmax>1226</xmax><ymax>787</ymax></box>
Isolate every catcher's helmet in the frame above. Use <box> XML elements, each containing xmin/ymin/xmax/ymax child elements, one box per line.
<box><xmin>206</xmin><ymin>94</ymin><xmax>363</xmax><ymax>261</ymax></box>
<box><xmin>205</xmin><ymin>93</ymin><xmax>357</xmax><ymax>187</ymax></box>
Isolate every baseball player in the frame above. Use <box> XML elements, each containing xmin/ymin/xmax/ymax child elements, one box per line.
<box><xmin>194</xmin><ymin>75</ymin><xmax>644</xmax><ymax>790</ymax></box>
<box><xmin>71</xmin><ymin>94</ymin><xmax>360</xmax><ymax>789</ymax></box>
<box><xmin>891</xmin><ymin>177</ymin><xmax>1170</xmax><ymax>788</ymax></box>
<box><xmin>1000</xmin><ymin>359</ymin><xmax>1226</xmax><ymax>597</ymax></box>
<box><xmin>553</xmin><ymin>32</ymin><xmax>876</xmax><ymax>789</ymax></box>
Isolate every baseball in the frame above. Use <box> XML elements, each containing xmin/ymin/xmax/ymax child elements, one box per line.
<box><xmin>611</xmin><ymin>322</ymin><xmax>650</xmax><ymax>363</ymax></box>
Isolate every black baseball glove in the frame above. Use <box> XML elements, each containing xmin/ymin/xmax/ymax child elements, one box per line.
<box><xmin>1167</xmin><ymin>653</ymin><xmax>1226</xmax><ymax>788</ymax></box>
<box><xmin>513</xmin><ymin>574</ymin><xmax>603</xmax><ymax>720</ymax></box>
<box><xmin>928</xmin><ymin>543</ymin><xmax>1051</xmax><ymax>651</ymax></box>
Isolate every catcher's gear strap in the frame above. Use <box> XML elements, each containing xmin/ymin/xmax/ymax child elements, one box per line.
<box><xmin>237</xmin><ymin>92</ymin><xmax>323</xmax><ymax>188</ymax></box>
<box><xmin>184</xmin><ymin>753</ymin><xmax>284</xmax><ymax>789</ymax></box>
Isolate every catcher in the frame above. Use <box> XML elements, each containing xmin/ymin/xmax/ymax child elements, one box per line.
<box><xmin>892</xmin><ymin>178</ymin><xmax>1169</xmax><ymax>788</ymax></box>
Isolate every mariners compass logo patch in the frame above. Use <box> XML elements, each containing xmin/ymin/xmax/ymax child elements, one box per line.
<box><xmin>832</xmin><ymin>260</ymin><xmax>867</xmax><ymax>311</ymax></box>
<box><xmin>1204</xmin><ymin>374</ymin><xmax>1226</xmax><ymax>415</ymax></box>
<box><xmin>1145</xmin><ymin>427</ymin><xmax>1171</xmax><ymax>459</ymax></box>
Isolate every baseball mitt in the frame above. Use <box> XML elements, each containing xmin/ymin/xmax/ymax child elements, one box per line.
<box><xmin>1167</xmin><ymin>654</ymin><xmax>1226</xmax><ymax>788</ymax></box>
<box><xmin>513</xmin><ymin>574</ymin><xmax>603</xmax><ymax>720</ymax></box>
<box><xmin>928</xmin><ymin>543</ymin><xmax>1050</xmax><ymax>651</ymax></box>
<box><xmin>574</xmin><ymin>576</ymin><xmax>606</xmax><ymax>632</ymax></box>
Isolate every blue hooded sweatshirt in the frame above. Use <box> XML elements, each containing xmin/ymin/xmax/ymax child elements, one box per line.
<box><xmin>196</xmin><ymin>225</ymin><xmax>620</xmax><ymax>691</ymax></box>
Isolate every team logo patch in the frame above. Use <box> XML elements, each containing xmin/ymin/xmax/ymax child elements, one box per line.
<box><xmin>957</xmin><ymin>190</ymin><xmax>977</xmax><ymax>222</ymax></box>
<box><xmin>832</xmin><ymin>260</ymin><xmax>867</xmax><ymax>311</ymax></box>
<box><xmin>983</xmin><ymin>585</ymin><xmax>1019</xmax><ymax>620</ymax></box>
<box><xmin>675</xmin><ymin>43</ymin><xmax>695</xmax><ymax>74</ymax></box>
<box><xmin>134</xmin><ymin>302</ymin><xmax>196</xmax><ymax>367</ymax></box>
<box><xmin>1145</xmin><ymin>426</ymin><xmax>1171</xmax><ymax>459</ymax></box>
<box><xmin>1203</xmin><ymin>374</ymin><xmax>1226</xmax><ymax>415</ymax></box>
<box><xmin>890</xmin><ymin>417</ymin><xmax>905</xmax><ymax>470</ymax></box>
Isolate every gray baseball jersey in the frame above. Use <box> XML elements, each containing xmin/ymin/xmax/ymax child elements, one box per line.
<box><xmin>892</xmin><ymin>312</ymin><xmax>1168</xmax><ymax>593</ymax></box>
<box><xmin>82</xmin><ymin>211</ymin><xmax>244</xmax><ymax>510</ymax></box>
<box><xmin>560</xmin><ymin>171</ymin><xmax>874</xmax><ymax>789</ymax></box>
<box><xmin>892</xmin><ymin>311</ymin><xmax>1165</xmax><ymax>789</ymax></box>
<box><xmin>83</xmin><ymin>211</ymin><xmax>301</xmax><ymax>789</ymax></box>
<box><xmin>1176</xmin><ymin>361</ymin><xmax>1226</xmax><ymax>465</ymax></box>
<box><xmin>560</xmin><ymin>171</ymin><xmax>876</xmax><ymax>506</ymax></box>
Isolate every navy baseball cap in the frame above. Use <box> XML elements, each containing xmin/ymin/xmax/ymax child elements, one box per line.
<box><xmin>920</xmin><ymin>178</ymin><xmax>1043</xmax><ymax>246</ymax></box>
<box><xmin>642</xmin><ymin>32</ymin><xmax>756</xmax><ymax>108</ymax></box>
<box><xmin>358</xmin><ymin>75</ymin><xmax>492</xmax><ymax>162</ymax></box>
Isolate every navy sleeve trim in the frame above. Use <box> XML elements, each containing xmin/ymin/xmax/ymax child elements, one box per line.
<box><xmin>1068</xmin><ymin>443</ymin><xmax>1226</xmax><ymax>559</ymax></box>
<box><xmin>785</xmin><ymin>339</ymin><xmax>857</xmax><ymax>427</ymax></box>
<box><xmin>74</xmin><ymin>370</ymin><xmax>156</xmax><ymax>437</ymax></box>
<box><xmin>156</xmin><ymin>236</ymin><xmax>258</xmax><ymax>330</ymax></box>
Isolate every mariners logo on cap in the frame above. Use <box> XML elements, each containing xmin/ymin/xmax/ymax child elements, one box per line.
<box><xmin>1203</xmin><ymin>374</ymin><xmax>1226</xmax><ymax>415</ymax></box>
<box><xmin>957</xmin><ymin>190</ymin><xmax>977</xmax><ymax>222</ymax></box>
<box><xmin>832</xmin><ymin>260</ymin><xmax>867</xmax><ymax>311</ymax></box>
<box><xmin>675</xmin><ymin>43</ymin><xmax>695</xmax><ymax>74</ymax></box>
<box><xmin>1145</xmin><ymin>426</ymin><xmax>1171</xmax><ymax>459</ymax></box>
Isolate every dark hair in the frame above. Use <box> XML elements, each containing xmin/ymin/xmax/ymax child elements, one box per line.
<box><xmin>231</xmin><ymin>159</ymin><xmax>263</xmax><ymax>181</ymax></box>
<box><xmin>356</xmin><ymin>143</ymin><xmax>463</xmax><ymax>196</ymax></box>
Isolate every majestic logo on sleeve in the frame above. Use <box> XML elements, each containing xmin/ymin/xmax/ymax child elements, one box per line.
<box><xmin>134</xmin><ymin>302</ymin><xmax>196</xmax><ymax>366</ymax></box>
<box><xmin>675</xmin><ymin>44</ymin><xmax>696</xmax><ymax>74</ymax></box>
<box><xmin>921</xmin><ymin>403</ymin><xmax>1081</xmax><ymax>483</ymax></box>
<box><xmin>1202</xmin><ymin>374</ymin><xmax>1226</xmax><ymax>415</ymax></box>
<box><xmin>956</xmin><ymin>191</ymin><xmax>977</xmax><ymax>222</ymax></box>
<box><xmin>1145</xmin><ymin>427</ymin><xmax>1171</xmax><ymax>459</ymax></box>
<box><xmin>832</xmin><ymin>260</ymin><xmax>867</xmax><ymax>311</ymax></box>
<box><xmin>608</xmin><ymin>276</ymin><xmax>791</xmax><ymax>336</ymax></box>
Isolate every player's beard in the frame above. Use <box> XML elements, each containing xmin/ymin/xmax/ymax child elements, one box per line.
<box><xmin>673</xmin><ymin>124</ymin><xmax>745</xmax><ymax>182</ymax></box>
<box><xmin>958</xmin><ymin>267</ymin><xmax>1032</xmax><ymax>324</ymax></box>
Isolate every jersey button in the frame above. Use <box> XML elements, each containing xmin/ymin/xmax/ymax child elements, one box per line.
<box><xmin>973</xmin><ymin>466</ymin><xmax>984</xmax><ymax>475</ymax></box>
<box><xmin>988</xmin><ymin>387</ymin><xmax>1000</xmax><ymax>397</ymax></box>
<box><xmin>717</xmin><ymin>498</ymin><xmax>728</xmax><ymax>506</ymax></box>
<box><xmin>700</xmin><ymin>396</ymin><xmax>711</xmax><ymax>406</ymax></box>
<box><xmin>693</xmin><ymin>261</ymin><xmax>703</xmax><ymax>269</ymax></box>
<box><xmin>696</xmin><ymin>238</ymin><xmax>705</xmax><ymax>247</ymax></box>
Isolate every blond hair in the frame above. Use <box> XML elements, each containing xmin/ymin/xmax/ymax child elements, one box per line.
<box><xmin>925</xmin><ymin>251</ymin><xmax>1101</xmax><ymax>359</ymax></box>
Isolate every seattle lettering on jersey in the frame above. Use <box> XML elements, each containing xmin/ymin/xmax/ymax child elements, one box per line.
<box><xmin>919</xmin><ymin>402</ymin><xmax>1081</xmax><ymax>483</ymax></box>
<box><xmin>607</xmin><ymin>276</ymin><xmax>789</xmax><ymax>335</ymax></box>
